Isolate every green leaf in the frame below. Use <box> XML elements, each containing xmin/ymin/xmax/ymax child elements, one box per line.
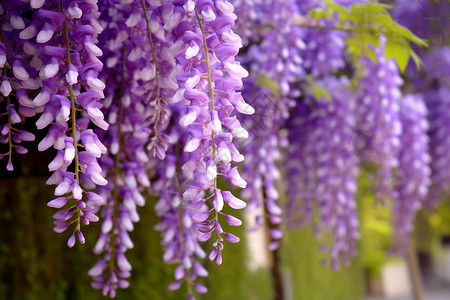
<box><xmin>384</xmin><ymin>39</ymin><xmax>410</xmax><ymax>73</ymax></box>
<box><xmin>410</xmin><ymin>50</ymin><xmax>422</xmax><ymax>71</ymax></box>
<box><xmin>305</xmin><ymin>0</ymin><xmax>428</xmax><ymax>71</ymax></box>
<box><xmin>305</xmin><ymin>76</ymin><xmax>332</xmax><ymax>101</ymax></box>
<box><xmin>394</xmin><ymin>24</ymin><xmax>428</xmax><ymax>47</ymax></box>
<box><xmin>256</xmin><ymin>73</ymin><xmax>280</xmax><ymax>99</ymax></box>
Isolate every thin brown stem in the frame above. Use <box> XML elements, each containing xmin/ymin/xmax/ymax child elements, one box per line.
<box><xmin>195</xmin><ymin>6</ymin><xmax>223</xmax><ymax>256</ymax></box>
<box><xmin>61</xmin><ymin>1</ymin><xmax>81</xmax><ymax>231</ymax></box>
<box><xmin>141</xmin><ymin>0</ymin><xmax>162</xmax><ymax>135</ymax></box>
<box><xmin>195</xmin><ymin>8</ymin><xmax>216</xmax><ymax>183</ymax></box>
<box><xmin>263</xmin><ymin>188</ymin><xmax>284</xmax><ymax>300</ymax></box>
<box><xmin>406</xmin><ymin>240</ymin><xmax>424</xmax><ymax>300</ymax></box>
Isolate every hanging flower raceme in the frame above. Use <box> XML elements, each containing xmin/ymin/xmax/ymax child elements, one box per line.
<box><xmin>392</xmin><ymin>94</ymin><xmax>431</xmax><ymax>253</ymax></box>
<box><xmin>239</xmin><ymin>79</ymin><xmax>285</xmax><ymax>249</ymax></box>
<box><xmin>231</xmin><ymin>0</ymin><xmax>262</xmax><ymax>46</ymax></box>
<box><xmin>153</xmin><ymin>109</ymin><xmax>209</xmax><ymax>298</ymax></box>
<box><xmin>140</xmin><ymin>0</ymin><xmax>183</xmax><ymax>160</ymax></box>
<box><xmin>0</xmin><ymin>3</ymin><xmax>38</xmax><ymax>171</ymax></box>
<box><xmin>418</xmin><ymin>48</ymin><xmax>450</xmax><ymax>207</ymax></box>
<box><xmin>0</xmin><ymin>0</ymin><xmax>440</xmax><ymax>298</ymax></box>
<box><xmin>174</xmin><ymin>0</ymin><xmax>252</xmax><ymax>273</ymax></box>
<box><xmin>244</xmin><ymin>0</ymin><xmax>304</xmax><ymax>118</ymax></box>
<box><xmin>235</xmin><ymin>0</ymin><xmax>305</xmax><ymax>248</ymax></box>
<box><xmin>287</xmin><ymin>76</ymin><xmax>360</xmax><ymax>269</ymax></box>
<box><xmin>88</xmin><ymin>0</ymin><xmax>177</xmax><ymax>296</ymax></box>
<box><xmin>296</xmin><ymin>0</ymin><xmax>347</xmax><ymax>77</ymax></box>
<box><xmin>18</xmin><ymin>0</ymin><xmax>109</xmax><ymax>247</ymax></box>
<box><xmin>285</xmin><ymin>101</ymin><xmax>315</xmax><ymax>229</ymax></box>
<box><xmin>355</xmin><ymin>39</ymin><xmax>403</xmax><ymax>203</ymax></box>
<box><xmin>424</xmin><ymin>87</ymin><xmax>450</xmax><ymax>208</ymax></box>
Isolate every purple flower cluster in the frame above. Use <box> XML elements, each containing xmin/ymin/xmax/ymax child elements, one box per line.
<box><xmin>0</xmin><ymin>0</ymin><xmax>108</xmax><ymax>246</ymax></box>
<box><xmin>88</xmin><ymin>0</ymin><xmax>183</xmax><ymax>295</ymax></box>
<box><xmin>139</xmin><ymin>101</ymin><xmax>210</xmax><ymax>297</ymax></box>
<box><xmin>0</xmin><ymin>3</ymin><xmax>37</xmax><ymax>170</ymax></box>
<box><xmin>424</xmin><ymin>87</ymin><xmax>450</xmax><ymax>206</ymax></box>
<box><xmin>239</xmin><ymin>79</ymin><xmax>285</xmax><ymax>249</ymax></box>
<box><xmin>419</xmin><ymin>48</ymin><xmax>450</xmax><ymax>208</ymax></box>
<box><xmin>287</xmin><ymin>77</ymin><xmax>360</xmax><ymax>268</ymax></box>
<box><xmin>41</xmin><ymin>0</ymin><xmax>107</xmax><ymax>247</ymax></box>
<box><xmin>296</xmin><ymin>0</ymin><xmax>347</xmax><ymax>77</ymax></box>
<box><xmin>244</xmin><ymin>0</ymin><xmax>304</xmax><ymax>117</ymax></box>
<box><xmin>285</xmin><ymin>102</ymin><xmax>315</xmax><ymax>228</ymax></box>
<box><xmin>153</xmin><ymin>140</ymin><xmax>209</xmax><ymax>298</ymax></box>
<box><xmin>234</xmin><ymin>0</ymin><xmax>305</xmax><ymax>248</ymax></box>
<box><xmin>174</xmin><ymin>0</ymin><xmax>251</xmax><ymax>270</ymax></box>
<box><xmin>392</xmin><ymin>94</ymin><xmax>431</xmax><ymax>252</ymax></box>
<box><xmin>355</xmin><ymin>40</ymin><xmax>403</xmax><ymax>203</ymax></box>
<box><xmin>1</xmin><ymin>0</ymin><xmax>444</xmax><ymax>297</ymax></box>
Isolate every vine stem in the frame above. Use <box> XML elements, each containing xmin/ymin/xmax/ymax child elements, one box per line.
<box><xmin>263</xmin><ymin>188</ymin><xmax>285</xmax><ymax>300</ymax></box>
<box><xmin>141</xmin><ymin>0</ymin><xmax>162</xmax><ymax>135</ymax></box>
<box><xmin>61</xmin><ymin>1</ymin><xmax>81</xmax><ymax>231</ymax></box>
<box><xmin>406</xmin><ymin>239</ymin><xmax>424</xmax><ymax>300</ymax></box>
<box><xmin>195</xmin><ymin>7</ymin><xmax>223</xmax><ymax>255</ymax></box>
<box><xmin>195</xmin><ymin>8</ymin><xmax>216</xmax><ymax>185</ymax></box>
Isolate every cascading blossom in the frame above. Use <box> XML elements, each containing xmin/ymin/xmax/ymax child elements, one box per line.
<box><xmin>287</xmin><ymin>76</ymin><xmax>360</xmax><ymax>268</ymax></box>
<box><xmin>39</xmin><ymin>0</ymin><xmax>107</xmax><ymax>247</ymax></box>
<box><xmin>0</xmin><ymin>2</ymin><xmax>37</xmax><ymax>171</ymax></box>
<box><xmin>88</xmin><ymin>0</ymin><xmax>182</xmax><ymax>296</ymax></box>
<box><xmin>174</xmin><ymin>0</ymin><xmax>252</xmax><ymax>272</ymax></box>
<box><xmin>244</xmin><ymin>0</ymin><xmax>304</xmax><ymax>117</ymax></box>
<box><xmin>236</xmin><ymin>0</ymin><xmax>305</xmax><ymax>248</ymax></box>
<box><xmin>285</xmin><ymin>101</ymin><xmax>315</xmax><ymax>228</ymax></box>
<box><xmin>0</xmin><ymin>0</ymin><xmax>443</xmax><ymax>298</ymax></box>
<box><xmin>239</xmin><ymin>79</ymin><xmax>285</xmax><ymax>249</ymax></box>
<box><xmin>424</xmin><ymin>87</ymin><xmax>450</xmax><ymax>208</ymax></box>
<box><xmin>296</xmin><ymin>0</ymin><xmax>347</xmax><ymax>77</ymax></box>
<box><xmin>355</xmin><ymin>39</ymin><xmax>403</xmax><ymax>203</ymax></box>
<box><xmin>411</xmin><ymin>47</ymin><xmax>450</xmax><ymax>208</ymax></box>
<box><xmin>152</xmin><ymin>113</ymin><xmax>210</xmax><ymax>298</ymax></box>
<box><xmin>392</xmin><ymin>94</ymin><xmax>431</xmax><ymax>252</ymax></box>
<box><xmin>0</xmin><ymin>0</ymin><xmax>108</xmax><ymax>246</ymax></box>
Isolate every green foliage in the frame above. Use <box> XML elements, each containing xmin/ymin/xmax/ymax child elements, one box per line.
<box><xmin>414</xmin><ymin>200</ymin><xmax>450</xmax><ymax>254</ymax></box>
<box><xmin>414</xmin><ymin>210</ymin><xmax>440</xmax><ymax>254</ymax></box>
<box><xmin>256</xmin><ymin>73</ymin><xmax>281</xmax><ymax>99</ymax></box>
<box><xmin>309</xmin><ymin>0</ymin><xmax>427</xmax><ymax>73</ymax></box>
<box><xmin>204</xmin><ymin>209</ymin><xmax>274</xmax><ymax>300</ymax></box>
<box><xmin>428</xmin><ymin>200</ymin><xmax>450</xmax><ymax>237</ymax></box>
<box><xmin>280</xmin><ymin>228</ymin><xmax>363</xmax><ymax>300</ymax></box>
<box><xmin>305</xmin><ymin>75</ymin><xmax>332</xmax><ymax>101</ymax></box>
<box><xmin>357</xmin><ymin>173</ymin><xmax>394</xmax><ymax>277</ymax></box>
<box><xmin>116</xmin><ymin>197</ymin><xmax>185</xmax><ymax>300</ymax></box>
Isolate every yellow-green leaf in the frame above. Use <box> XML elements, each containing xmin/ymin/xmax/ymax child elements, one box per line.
<box><xmin>384</xmin><ymin>39</ymin><xmax>410</xmax><ymax>73</ymax></box>
<box><xmin>256</xmin><ymin>73</ymin><xmax>281</xmax><ymax>99</ymax></box>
